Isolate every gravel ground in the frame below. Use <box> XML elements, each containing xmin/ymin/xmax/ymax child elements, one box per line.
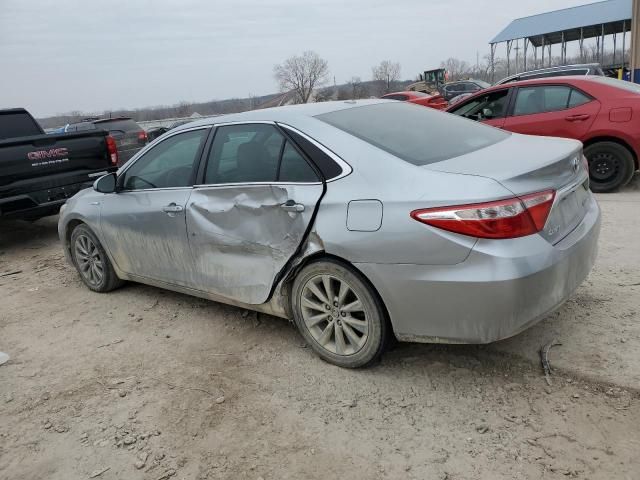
<box><xmin>1</xmin><ymin>180</ymin><xmax>639</xmax><ymax>480</ymax></box>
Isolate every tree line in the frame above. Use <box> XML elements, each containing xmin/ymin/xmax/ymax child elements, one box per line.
<box><xmin>38</xmin><ymin>46</ymin><xmax>627</xmax><ymax>128</ymax></box>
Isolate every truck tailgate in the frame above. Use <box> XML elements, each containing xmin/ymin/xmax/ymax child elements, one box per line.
<box><xmin>0</xmin><ymin>130</ymin><xmax>113</xmax><ymax>190</ymax></box>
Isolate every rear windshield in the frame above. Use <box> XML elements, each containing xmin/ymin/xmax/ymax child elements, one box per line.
<box><xmin>0</xmin><ymin>111</ymin><xmax>43</xmax><ymax>140</ymax></box>
<box><xmin>591</xmin><ymin>76</ymin><xmax>640</xmax><ymax>94</ymax></box>
<box><xmin>315</xmin><ymin>102</ymin><xmax>509</xmax><ymax>165</ymax></box>
<box><xmin>94</xmin><ymin>119</ymin><xmax>141</xmax><ymax>132</ymax></box>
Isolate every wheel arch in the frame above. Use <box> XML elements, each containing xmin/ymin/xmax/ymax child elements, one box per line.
<box><xmin>583</xmin><ymin>136</ymin><xmax>639</xmax><ymax>169</ymax></box>
<box><xmin>281</xmin><ymin>251</ymin><xmax>395</xmax><ymax>335</ymax></box>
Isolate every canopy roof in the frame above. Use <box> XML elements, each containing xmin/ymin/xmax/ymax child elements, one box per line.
<box><xmin>490</xmin><ymin>0</ymin><xmax>631</xmax><ymax>47</ymax></box>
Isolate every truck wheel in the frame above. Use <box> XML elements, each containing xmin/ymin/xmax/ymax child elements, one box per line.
<box><xmin>70</xmin><ymin>224</ymin><xmax>123</xmax><ymax>292</ymax></box>
<box><xmin>585</xmin><ymin>142</ymin><xmax>635</xmax><ymax>193</ymax></box>
<box><xmin>291</xmin><ymin>259</ymin><xmax>389</xmax><ymax>368</ymax></box>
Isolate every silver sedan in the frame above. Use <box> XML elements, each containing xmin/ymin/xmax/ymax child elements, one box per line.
<box><xmin>58</xmin><ymin>100</ymin><xmax>601</xmax><ymax>368</ymax></box>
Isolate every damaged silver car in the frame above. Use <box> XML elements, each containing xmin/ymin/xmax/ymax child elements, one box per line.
<box><xmin>59</xmin><ymin>100</ymin><xmax>601</xmax><ymax>368</ymax></box>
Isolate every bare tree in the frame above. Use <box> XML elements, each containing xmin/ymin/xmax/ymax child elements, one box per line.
<box><xmin>440</xmin><ymin>57</ymin><xmax>472</xmax><ymax>81</ymax></box>
<box><xmin>274</xmin><ymin>51</ymin><xmax>329</xmax><ymax>104</ymax></box>
<box><xmin>372</xmin><ymin>60</ymin><xmax>401</xmax><ymax>93</ymax></box>
<box><xmin>347</xmin><ymin>76</ymin><xmax>369</xmax><ymax>99</ymax></box>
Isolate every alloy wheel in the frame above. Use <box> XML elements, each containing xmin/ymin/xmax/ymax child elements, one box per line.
<box><xmin>299</xmin><ymin>274</ymin><xmax>369</xmax><ymax>356</ymax></box>
<box><xmin>74</xmin><ymin>234</ymin><xmax>104</xmax><ymax>287</ymax></box>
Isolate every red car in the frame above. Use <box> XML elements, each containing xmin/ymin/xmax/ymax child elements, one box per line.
<box><xmin>382</xmin><ymin>91</ymin><xmax>448</xmax><ymax>110</ymax></box>
<box><xmin>446</xmin><ymin>76</ymin><xmax>640</xmax><ymax>192</ymax></box>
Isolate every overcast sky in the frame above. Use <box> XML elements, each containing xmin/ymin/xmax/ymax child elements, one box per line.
<box><xmin>1</xmin><ymin>0</ymin><xmax>590</xmax><ymax>117</ymax></box>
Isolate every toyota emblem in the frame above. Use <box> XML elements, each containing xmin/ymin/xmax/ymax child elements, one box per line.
<box><xmin>572</xmin><ymin>157</ymin><xmax>580</xmax><ymax>173</ymax></box>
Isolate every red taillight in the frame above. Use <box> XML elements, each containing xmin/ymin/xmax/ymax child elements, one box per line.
<box><xmin>138</xmin><ymin>131</ymin><xmax>147</xmax><ymax>143</ymax></box>
<box><xmin>106</xmin><ymin>135</ymin><xmax>119</xmax><ymax>166</ymax></box>
<box><xmin>410</xmin><ymin>190</ymin><xmax>555</xmax><ymax>239</ymax></box>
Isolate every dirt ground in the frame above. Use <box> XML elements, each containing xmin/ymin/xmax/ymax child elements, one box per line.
<box><xmin>1</xmin><ymin>179</ymin><xmax>639</xmax><ymax>480</ymax></box>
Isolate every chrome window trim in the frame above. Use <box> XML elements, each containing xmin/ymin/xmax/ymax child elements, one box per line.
<box><xmin>116</xmin><ymin>186</ymin><xmax>194</xmax><ymax>194</ymax></box>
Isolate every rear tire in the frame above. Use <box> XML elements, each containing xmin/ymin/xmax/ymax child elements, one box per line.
<box><xmin>585</xmin><ymin>141</ymin><xmax>635</xmax><ymax>193</ymax></box>
<box><xmin>70</xmin><ymin>224</ymin><xmax>124</xmax><ymax>292</ymax></box>
<box><xmin>291</xmin><ymin>259</ymin><xmax>388</xmax><ymax>368</ymax></box>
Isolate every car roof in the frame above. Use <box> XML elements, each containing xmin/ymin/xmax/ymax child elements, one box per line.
<box><xmin>477</xmin><ymin>75</ymin><xmax>596</xmax><ymax>92</ymax></box>
<box><xmin>174</xmin><ymin>99</ymin><xmax>391</xmax><ymax>131</ymax></box>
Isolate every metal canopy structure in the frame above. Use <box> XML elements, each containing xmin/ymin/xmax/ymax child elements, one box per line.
<box><xmin>489</xmin><ymin>0</ymin><xmax>632</xmax><ymax>80</ymax></box>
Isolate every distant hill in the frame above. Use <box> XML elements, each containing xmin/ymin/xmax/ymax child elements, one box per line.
<box><xmin>37</xmin><ymin>79</ymin><xmax>413</xmax><ymax>129</ymax></box>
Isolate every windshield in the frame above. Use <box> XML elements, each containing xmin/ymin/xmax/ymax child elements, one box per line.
<box><xmin>316</xmin><ymin>102</ymin><xmax>509</xmax><ymax>166</ymax></box>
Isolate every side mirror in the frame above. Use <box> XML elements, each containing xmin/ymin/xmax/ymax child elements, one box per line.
<box><xmin>93</xmin><ymin>172</ymin><xmax>117</xmax><ymax>193</ymax></box>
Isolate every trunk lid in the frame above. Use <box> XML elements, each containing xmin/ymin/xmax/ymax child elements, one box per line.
<box><xmin>423</xmin><ymin>133</ymin><xmax>590</xmax><ymax>244</ymax></box>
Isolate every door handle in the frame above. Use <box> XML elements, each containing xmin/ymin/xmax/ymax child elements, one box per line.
<box><xmin>280</xmin><ymin>200</ymin><xmax>305</xmax><ymax>213</ymax></box>
<box><xmin>162</xmin><ymin>203</ymin><xmax>184</xmax><ymax>214</ymax></box>
<box><xmin>565</xmin><ymin>114</ymin><xmax>590</xmax><ymax>122</ymax></box>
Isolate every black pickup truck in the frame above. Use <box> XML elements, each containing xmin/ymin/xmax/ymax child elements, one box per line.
<box><xmin>0</xmin><ymin>108</ymin><xmax>119</xmax><ymax>220</ymax></box>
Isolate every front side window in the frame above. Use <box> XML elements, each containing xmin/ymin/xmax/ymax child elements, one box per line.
<box><xmin>450</xmin><ymin>89</ymin><xmax>510</xmax><ymax>120</ymax></box>
<box><xmin>120</xmin><ymin>129</ymin><xmax>207</xmax><ymax>190</ymax></box>
<box><xmin>204</xmin><ymin>124</ymin><xmax>318</xmax><ymax>184</ymax></box>
<box><xmin>513</xmin><ymin>86</ymin><xmax>573</xmax><ymax>116</ymax></box>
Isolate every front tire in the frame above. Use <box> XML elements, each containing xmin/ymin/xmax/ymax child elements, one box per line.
<box><xmin>70</xmin><ymin>224</ymin><xmax>123</xmax><ymax>292</ymax></box>
<box><xmin>585</xmin><ymin>141</ymin><xmax>635</xmax><ymax>193</ymax></box>
<box><xmin>291</xmin><ymin>259</ymin><xmax>388</xmax><ymax>368</ymax></box>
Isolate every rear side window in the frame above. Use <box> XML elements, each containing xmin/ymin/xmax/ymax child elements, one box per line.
<box><xmin>513</xmin><ymin>86</ymin><xmax>572</xmax><ymax>116</ymax></box>
<box><xmin>279</xmin><ymin>141</ymin><xmax>319</xmax><ymax>182</ymax></box>
<box><xmin>567</xmin><ymin>89</ymin><xmax>592</xmax><ymax>108</ymax></box>
<box><xmin>0</xmin><ymin>111</ymin><xmax>43</xmax><ymax>140</ymax></box>
<box><xmin>316</xmin><ymin>102</ymin><xmax>509</xmax><ymax>166</ymax></box>
<box><xmin>282</xmin><ymin>128</ymin><xmax>343</xmax><ymax>179</ymax></box>
<box><xmin>204</xmin><ymin>124</ymin><xmax>319</xmax><ymax>184</ymax></box>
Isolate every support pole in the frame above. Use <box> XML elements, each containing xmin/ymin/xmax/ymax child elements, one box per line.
<box><xmin>561</xmin><ymin>31</ymin><xmax>565</xmax><ymax>64</ymax></box>
<box><xmin>506</xmin><ymin>40</ymin><xmax>512</xmax><ymax>76</ymax></box>
<box><xmin>622</xmin><ymin>20</ymin><xmax>627</xmax><ymax>66</ymax></box>
<box><xmin>632</xmin><ymin>0</ymin><xmax>640</xmax><ymax>82</ymax></box>
<box><xmin>524</xmin><ymin>38</ymin><xmax>528</xmax><ymax>71</ymax></box>
<box><xmin>602</xmin><ymin>24</ymin><xmax>606</xmax><ymax>64</ymax></box>
<box><xmin>542</xmin><ymin>36</ymin><xmax>545</xmax><ymax>67</ymax></box>
<box><xmin>548</xmin><ymin>43</ymin><xmax>552</xmax><ymax>67</ymax></box>
<box><xmin>490</xmin><ymin>43</ymin><xmax>496</xmax><ymax>83</ymax></box>
<box><xmin>580</xmin><ymin>28</ymin><xmax>584</xmax><ymax>62</ymax></box>
<box><xmin>534</xmin><ymin>45</ymin><xmax>538</xmax><ymax>69</ymax></box>
<box><xmin>614</xmin><ymin>31</ymin><xmax>617</xmax><ymax>65</ymax></box>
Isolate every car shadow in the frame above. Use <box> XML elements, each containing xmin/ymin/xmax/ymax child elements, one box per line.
<box><xmin>0</xmin><ymin>216</ymin><xmax>60</xmax><ymax>252</ymax></box>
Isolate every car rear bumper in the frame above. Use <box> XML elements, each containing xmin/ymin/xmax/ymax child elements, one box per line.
<box><xmin>0</xmin><ymin>180</ymin><xmax>95</xmax><ymax>220</ymax></box>
<box><xmin>356</xmin><ymin>194</ymin><xmax>601</xmax><ymax>344</ymax></box>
